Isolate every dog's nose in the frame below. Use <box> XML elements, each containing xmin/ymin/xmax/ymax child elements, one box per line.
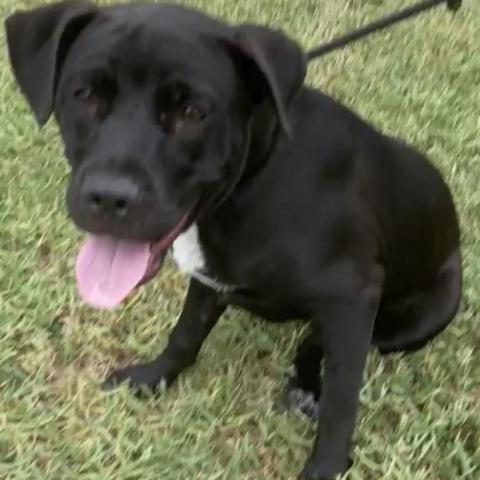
<box><xmin>81</xmin><ymin>173</ymin><xmax>141</xmax><ymax>219</ymax></box>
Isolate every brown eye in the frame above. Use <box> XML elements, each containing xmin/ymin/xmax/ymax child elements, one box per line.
<box><xmin>73</xmin><ymin>85</ymin><xmax>107</xmax><ymax>117</ymax></box>
<box><xmin>182</xmin><ymin>104</ymin><xmax>205</xmax><ymax>123</ymax></box>
<box><xmin>73</xmin><ymin>86</ymin><xmax>93</xmax><ymax>101</ymax></box>
<box><xmin>159</xmin><ymin>111</ymin><xmax>168</xmax><ymax>125</ymax></box>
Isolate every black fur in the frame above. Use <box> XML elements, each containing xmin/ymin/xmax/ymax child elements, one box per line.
<box><xmin>5</xmin><ymin>2</ymin><xmax>462</xmax><ymax>479</ymax></box>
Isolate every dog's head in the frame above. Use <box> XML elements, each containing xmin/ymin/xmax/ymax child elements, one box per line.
<box><xmin>5</xmin><ymin>0</ymin><xmax>306</xmax><ymax>308</ymax></box>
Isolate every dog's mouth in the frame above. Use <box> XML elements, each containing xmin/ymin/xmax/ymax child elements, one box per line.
<box><xmin>75</xmin><ymin>212</ymin><xmax>191</xmax><ymax>310</ymax></box>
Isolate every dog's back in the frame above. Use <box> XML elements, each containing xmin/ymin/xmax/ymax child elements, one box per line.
<box><xmin>280</xmin><ymin>86</ymin><xmax>462</xmax><ymax>351</ymax></box>
<box><xmin>288</xmin><ymin>87</ymin><xmax>459</xmax><ymax>286</ymax></box>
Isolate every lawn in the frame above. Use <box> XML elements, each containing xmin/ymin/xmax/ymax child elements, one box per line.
<box><xmin>0</xmin><ymin>0</ymin><xmax>479</xmax><ymax>479</ymax></box>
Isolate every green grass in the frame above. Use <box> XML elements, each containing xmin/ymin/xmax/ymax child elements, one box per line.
<box><xmin>1</xmin><ymin>0</ymin><xmax>479</xmax><ymax>478</ymax></box>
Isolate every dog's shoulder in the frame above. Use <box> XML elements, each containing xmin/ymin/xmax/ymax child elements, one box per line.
<box><xmin>279</xmin><ymin>87</ymin><xmax>378</xmax><ymax>179</ymax></box>
<box><xmin>291</xmin><ymin>87</ymin><xmax>378</xmax><ymax>142</ymax></box>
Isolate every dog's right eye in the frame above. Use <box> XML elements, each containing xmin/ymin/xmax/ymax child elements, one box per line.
<box><xmin>73</xmin><ymin>86</ymin><xmax>93</xmax><ymax>101</ymax></box>
<box><xmin>72</xmin><ymin>84</ymin><xmax>110</xmax><ymax>118</ymax></box>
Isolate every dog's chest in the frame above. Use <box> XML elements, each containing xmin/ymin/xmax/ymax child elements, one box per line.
<box><xmin>172</xmin><ymin>224</ymin><xmax>206</xmax><ymax>274</ymax></box>
<box><xmin>171</xmin><ymin>224</ymin><xmax>237</xmax><ymax>292</ymax></box>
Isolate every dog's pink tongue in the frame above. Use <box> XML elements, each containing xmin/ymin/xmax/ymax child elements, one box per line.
<box><xmin>75</xmin><ymin>236</ymin><xmax>151</xmax><ymax>309</ymax></box>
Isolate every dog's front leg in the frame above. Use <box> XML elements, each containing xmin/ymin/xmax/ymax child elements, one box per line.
<box><xmin>299</xmin><ymin>287</ymin><xmax>380</xmax><ymax>480</ymax></box>
<box><xmin>104</xmin><ymin>278</ymin><xmax>225</xmax><ymax>392</ymax></box>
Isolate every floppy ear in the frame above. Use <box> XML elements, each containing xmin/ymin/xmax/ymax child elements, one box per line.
<box><xmin>5</xmin><ymin>0</ymin><xmax>98</xmax><ymax>126</ymax></box>
<box><xmin>225</xmin><ymin>25</ymin><xmax>307</xmax><ymax>138</ymax></box>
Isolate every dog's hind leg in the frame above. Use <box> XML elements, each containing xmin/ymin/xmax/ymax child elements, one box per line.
<box><xmin>284</xmin><ymin>333</ymin><xmax>323</xmax><ymax>420</ymax></box>
<box><xmin>373</xmin><ymin>249</ymin><xmax>462</xmax><ymax>354</ymax></box>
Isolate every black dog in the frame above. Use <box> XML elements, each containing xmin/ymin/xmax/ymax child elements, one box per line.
<box><xmin>5</xmin><ymin>1</ymin><xmax>462</xmax><ymax>478</ymax></box>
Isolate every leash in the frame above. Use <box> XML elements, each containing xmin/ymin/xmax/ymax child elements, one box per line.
<box><xmin>307</xmin><ymin>0</ymin><xmax>462</xmax><ymax>61</ymax></box>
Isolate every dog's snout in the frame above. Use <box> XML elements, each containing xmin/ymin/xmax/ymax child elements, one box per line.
<box><xmin>81</xmin><ymin>172</ymin><xmax>142</xmax><ymax>219</ymax></box>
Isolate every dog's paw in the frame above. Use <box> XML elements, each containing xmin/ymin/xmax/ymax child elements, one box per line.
<box><xmin>103</xmin><ymin>362</ymin><xmax>167</xmax><ymax>394</ymax></box>
<box><xmin>297</xmin><ymin>463</ymin><xmax>333</xmax><ymax>480</ymax></box>
<box><xmin>283</xmin><ymin>385</ymin><xmax>321</xmax><ymax>421</ymax></box>
<box><xmin>298</xmin><ymin>457</ymin><xmax>352</xmax><ymax>480</ymax></box>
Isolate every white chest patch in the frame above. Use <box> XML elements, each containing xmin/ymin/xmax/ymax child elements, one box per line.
<box><xmin>172</xmin><ymin>224</ymin><xmax>206</xmax><ymax>275</ymax></box>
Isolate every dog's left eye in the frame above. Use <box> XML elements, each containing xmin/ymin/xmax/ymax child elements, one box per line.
<box><xmin>181</xmin><ymin>105</ymin><xmax>206</xmax><ymax>123</ymax></box>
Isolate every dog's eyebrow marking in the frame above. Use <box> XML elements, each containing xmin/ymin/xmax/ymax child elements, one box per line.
<box><xmin>165</xmin><ymin>76</ymin><xmax>219</xmax><ymax>104</ymax></box>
